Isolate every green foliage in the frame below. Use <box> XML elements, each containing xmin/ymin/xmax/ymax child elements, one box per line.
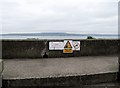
<box><xmin>87</xmin><ymin>36</ymin><xmax>96</xmax><ymax>39</ymax></box>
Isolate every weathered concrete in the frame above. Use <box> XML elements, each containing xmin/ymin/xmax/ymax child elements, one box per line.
<box><xmin>2</xmin><ymin>39</ymin><xmax>119</xmax><ymax>59</ymax></box>
<box><xmin>118</xmin><ymin>39</ymin><xmax>120</xmax><ymax>81</ymax></box>
<box><xmin>2</xmin><ymin>39</ymin><xmax>120</xmax><ymax>87</ymax></box>
<box><xmin>0</xmin><ymin>59</ymin><xmax>3</xmax><ymax>74</ymax></box>
<box><xmin>2</xmin><ymin>56</ymin><xmax>118</xmax><ymax>87</ymax></box>
<box><xmin>2</xmin><ymin>73</ymin><xmax>118</xmax><ymax>87</ymax></box>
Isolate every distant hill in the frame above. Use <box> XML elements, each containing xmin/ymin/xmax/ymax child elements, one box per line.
<box><xmin>1</xmin><ymin>32</ymin><xmax>118</xmax><ymax>36</ymax></box>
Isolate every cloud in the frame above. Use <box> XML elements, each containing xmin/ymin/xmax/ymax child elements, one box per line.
<box><xmin>1</xmin><ymin>0</ymin><xmax>119</xmax><ymax>34</ymax></box>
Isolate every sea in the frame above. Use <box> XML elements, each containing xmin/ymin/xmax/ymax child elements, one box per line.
<box><xmin>0</xmin><ymin>35</ymin><xmax>119</xmax><ymax>40</ymax></box>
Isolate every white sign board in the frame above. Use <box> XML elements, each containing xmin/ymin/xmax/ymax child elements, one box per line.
<box><xmin>49</xmin><ymin>40</ymin><xmax>80</xmax><ymax>51</ymax></box>
<box><xmin>72</xmin><ymin>41</ymin><xmax>80</xmax><ymax>51</ymax></box>
<box><xmin>49</xmin><ymin>42</ymin><xmax>64</xmax><ymax>50</ymax></box>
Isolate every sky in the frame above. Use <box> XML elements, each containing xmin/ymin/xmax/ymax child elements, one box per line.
<box><xmin>0</xmin><ymin>0</ymin><xmax>119</xmax><ymax>34</ymax></box>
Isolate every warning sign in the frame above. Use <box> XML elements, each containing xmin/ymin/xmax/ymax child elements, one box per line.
<box><xmin>49</xmin><ymin>40</ymin><xmax>80</xmax><ymax>53</ymax></box>
<box><xmin>72</xmin><ymin>41</ymin><xmax>80</xmax><ymax>51</ymax></box>
<box><xmin>63</xmin><ymin>40</ymin><xmax>73</xmax><ymax>53</ymax></box>
<box><xmin>49</xmin><ymin>42</ymin><xmax>64</xmax><ymax>50</ymax></box>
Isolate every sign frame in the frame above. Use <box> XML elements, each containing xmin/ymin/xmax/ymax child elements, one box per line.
<box><xmin>63</xmin><ymin>40</ymin><xmax>73</xmax><ymax>53</ymax></box>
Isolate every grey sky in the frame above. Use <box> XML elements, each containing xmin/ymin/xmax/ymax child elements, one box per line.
<box><xmin>0</xmin><ymin>0</ymin><xmax>119</xmax><ymax>34</ymax></box>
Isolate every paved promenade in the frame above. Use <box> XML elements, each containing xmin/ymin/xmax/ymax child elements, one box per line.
<box><xmin>3</xmin><ymin>56</ymin><xmax>118</xmax><ymax>80</ymax></box>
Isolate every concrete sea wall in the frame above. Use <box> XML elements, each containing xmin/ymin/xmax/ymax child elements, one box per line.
<box><xmin>2</xmin><ymin>39</ymin><xmax>120</xmax><ymax>87</ymax></box>
<box><xmin>2</xmin><ymin>39</ymin><xmax>119</xmax><ymax>59</ymax></box>
<box><xmin>3</xmin><ymin>72</ymin><xmax>117</xmax><ymax>87</ymax></box>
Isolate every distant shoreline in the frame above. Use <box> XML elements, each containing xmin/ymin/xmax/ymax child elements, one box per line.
<box><xmin>0</xmin><ymin>35</ymin><xmax>118</xmax><ymax>40</ymax></box>
<box><xmin>0</xmin><ymin>33</ymin><xmax>119</xmax><ymax>36</ymax></box>
<box><xmin>0</xmin><ymin>33</ymin><xmax>119</xmax><ymax>40</ymax></box>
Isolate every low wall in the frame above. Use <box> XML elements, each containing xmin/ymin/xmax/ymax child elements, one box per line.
<box><xmin>3</xmin><ymin>72</ymin><xmax>117</xmax><ymax>87</ymax></box>
<box><xmin>2</xmin><ymin>39</ymin><xmax>119</xmax><ymax>59</ymax></box>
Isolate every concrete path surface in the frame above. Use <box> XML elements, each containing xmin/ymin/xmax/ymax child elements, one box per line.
<box><xmin>3</xmin><ymin>56</ymin><xmax>119</xmax><ymax>79</ymax></box>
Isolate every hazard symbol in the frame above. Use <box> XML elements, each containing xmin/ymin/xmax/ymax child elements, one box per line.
<box><xmin>72</xmin><ymin>41</ymin><xmax>80</xmax><ymax>51</ymax></box>
<box><xmin>64</xmin><ymin>41</ymin><xmax>72</xmax><ymax>48</ymax></box>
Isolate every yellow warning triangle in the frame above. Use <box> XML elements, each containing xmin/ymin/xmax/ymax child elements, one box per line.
<box><xmin>64</xmin><ymin>41</ymin><xmax>72</xmax><ymax>48</ymax></box>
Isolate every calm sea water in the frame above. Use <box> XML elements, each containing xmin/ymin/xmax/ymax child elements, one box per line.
<box><xmin>0</xmin><ymin>35</ymin><xmax>118</xmax><ymax>40</ymax></box>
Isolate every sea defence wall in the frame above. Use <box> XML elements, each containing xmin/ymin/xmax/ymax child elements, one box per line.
<box><xmin>1</xmin><ymin>39</ymin><xmax>120</xmax><ymax>87</ymax></box>
<box><xmin>2</xmin><ymin>39</ymin><xmax>119</xmax><ymax>59</ymax></box>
